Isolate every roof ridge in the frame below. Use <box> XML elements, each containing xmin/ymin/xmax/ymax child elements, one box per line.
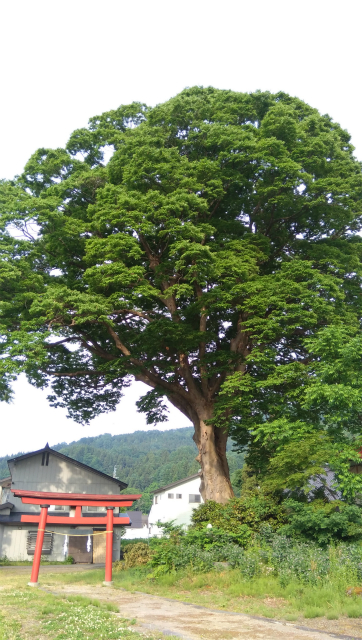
<box><xmin>152</xmin><ymin>472</ymin><xmax>201</xmax><ymax>494</ymax></box>
<box><xmin>8</xmin><ymin>446</ymin><xmax>128</xmax><ymax>490</ymax></box>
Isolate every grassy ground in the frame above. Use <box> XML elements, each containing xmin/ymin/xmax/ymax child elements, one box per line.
<box><xmin>46</xmin><ymin>566</ymin><xmax>362</xmax><ymax>622</ymax></box>
<box><xmin>0</xmin><ymin>573</ymin><xmax>174</xmax><ymax>640</ymax></box>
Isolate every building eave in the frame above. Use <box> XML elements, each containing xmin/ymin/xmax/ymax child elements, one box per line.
<box><xmin>152</xmin><ymin>473</ymin><xmax>201</xmax><ymax>494</ymax></box>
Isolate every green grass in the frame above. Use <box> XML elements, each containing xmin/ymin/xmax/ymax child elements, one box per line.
<box><xmin>326</xmin><ymin>611</ymin><xmax>339</xmax><ymax>620</ymax></box>
<box><xmin>47</xmin><ymin>565</ymin><xmax>362</xmax><ymax>623</ymax></box>
<box><xmin>0</xmin><ymin>611</ymin><xmax>22</xmax><ymax>640</ymax></box>
<box><xmin>0</xmin><ymin>558</ymin><xmax>73</xmax><ymax>566</ymax></box>
<box><xmin>346</xmin><ymin>604</ymin><xmax>362</xmax><ymax>618</ymax></box>
<box><xmin>0</xmin><ymin>575</ymin><xmax>175</xmax><ymax>640</ymax></box>
<box><xmin>304</xmin><ymin>607</ymin><xmax>324</xmax><ymax>618</ymax></box>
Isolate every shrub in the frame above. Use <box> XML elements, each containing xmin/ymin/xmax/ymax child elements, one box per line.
<box><xmin>280</xmin><ymin>499</ymin><xmax>362</xmax><ymax>545</ymax></box>
<box><xmin>181</xmin><ymin>525</ymin><xmax>251</xmax><ymax>549</ymax></box>
<box><xmin>115</xmin><ymin>542</ymin><xmax>152</xmax><ymax>571</ymax></box>
<box><xmin>191</xmin><ymin>495</ymin><xmax>286</xmax><ymax>536</ymax></box>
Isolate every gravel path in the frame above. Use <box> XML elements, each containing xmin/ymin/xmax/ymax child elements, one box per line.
<box><xmin>47</xmin><ymin>584</ymin><xmax>362</xmax><ymax>640</ymax></box>
<box><xmin>3</xmin><ymin>565</ymin><xmax>361</xmax><ymax>639</ymax></box>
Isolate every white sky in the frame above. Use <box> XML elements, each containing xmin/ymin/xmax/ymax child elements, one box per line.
<box><xmin>0</xmin><ymin>0</ymin><xmax>361</xmax><ymax>456</ymax></box>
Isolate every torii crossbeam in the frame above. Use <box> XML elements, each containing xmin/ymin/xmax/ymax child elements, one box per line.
<box><xmin>12</xmin><ymin>489</ymin><xmax>141</xmax><ymax>586</ymax></box>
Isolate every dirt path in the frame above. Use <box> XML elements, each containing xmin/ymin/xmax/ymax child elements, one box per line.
<box><xmin>47</xmin><ymin>584</ymin><xmax>362</xmax><ymax>640</ymax></box>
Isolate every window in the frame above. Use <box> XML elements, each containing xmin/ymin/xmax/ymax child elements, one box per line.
<box><xmin>154</xmin><ymin>496</ymin><xmax>158</xmax><ymax>504</ymax></box>
<box><xmin>83</xmin><ymin>506</ymin><xmax>106</xmax><ymax>512</ymax></box>
<box><xmin>168</xmin><ymin>493</ymin><xmax>174</xmax><ymax>499</ymax></box>
<box><xmin>27</xmin><ymin>531</ymin><xmax>53</xmax><ymax>555</ymax></box>
<box><xmin>176</xmin><ymin>494</ymin><xmax>182</xmax><ymax>499</ymax></box>
<box><xmin>50</xmin><ymin>505</ymin><xmax>67</xmax><ymax>511</ymax></box>
<box><xmin>189</xmin><ymin>494</ymin><xmax>201</xmax><ymax>503</ymax></box>
<box><xmin>41</xmin><ymin>452</ymin><xmax>49</xmax><ymax>466</ymax></box>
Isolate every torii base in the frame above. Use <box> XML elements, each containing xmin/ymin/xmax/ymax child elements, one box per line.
<box><xmin>28</xmin><ymin>582</ymin><xmax>39</xmax><ymax>587</ymax></box>
<box><xmin>103</xmin><ymin>581</ymin><xmax>114</xmax><ymax>586</ymax></box>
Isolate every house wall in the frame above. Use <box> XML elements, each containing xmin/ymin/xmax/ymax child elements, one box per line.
<box><xmin>122</xmin><ymin>524</ymin><xmax>163</xmax><ymax>540</ymax></box>
<box><xmin>0</xmin><ymin>524</ymin><xmax>121</xmax><ymax>562</ymax></box>
<box><xmin>1</xmin><ymin>452</ymin><xmax>123</xmax><ymax>561</ymax></box>
<box><xmin>0</xmin><ymin>525</ymin><xmax>69</xmax><ymax>561</ymax></box>
<box><xmin>148</xmin><ymin>476</ymin><xmax>203</xmax><ymax>527</ymax></box>
<box><xmin>8</xmin><ymin>453</ymin><xmax>120</xmax><ymax>512</ymax></box>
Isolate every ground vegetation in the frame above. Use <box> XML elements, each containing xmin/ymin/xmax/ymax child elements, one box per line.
<box><xmin>0</xmin><ymin>578</ymin><xmax>172</xmax><ymax>640</ymax></box>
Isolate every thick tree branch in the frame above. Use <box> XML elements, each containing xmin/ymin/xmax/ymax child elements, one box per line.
<box><xmin>104</xmin><ymin>322</ymin><xmax>193</xmax><ymax>404</ymax></box>
<box><xmin>104</xmin><ymin>323</ymin><xmax>132</xmax><ymax>357</ymax></box>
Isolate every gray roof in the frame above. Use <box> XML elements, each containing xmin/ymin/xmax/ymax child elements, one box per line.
<box><xmin>0</xmin><ymin>502</ymin><xmax>14</xmax><ymax>511</ymax></box>
<box><xmin>128</xmin><ymin>510</ymin><xmax>143</xmax><ymax>528</ymax></box>
<box><xmin>124</xmin><ymin>511</ymin><xmax>148</xmax><ymax>528</ymax></box>
<box><xmin>152</xmin><ymin>473</ymin><xmax>201</xmax><ymax>495</ymax></box>
<box><xmin>8</xmin><ymin>444</ymin><xmax>127</xmax><ymax>490</ymax></box>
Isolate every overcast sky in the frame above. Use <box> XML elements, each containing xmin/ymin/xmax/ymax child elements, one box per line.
<box><xmin>0</xmin><ymin>0</ymin><xmax>361</xmax><ymax>456</ymax></box>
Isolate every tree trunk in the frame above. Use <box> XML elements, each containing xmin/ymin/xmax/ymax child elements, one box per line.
<box><xmin>193</xmin><ymin>411</ymin><xmax>234</xmax><ymax>504</ymax></box>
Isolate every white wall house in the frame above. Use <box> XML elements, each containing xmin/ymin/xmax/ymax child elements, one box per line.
<box><xmin>148</xmin><ymin>473</ymin><xmax>203</xmax><ymax>529</ymax></box>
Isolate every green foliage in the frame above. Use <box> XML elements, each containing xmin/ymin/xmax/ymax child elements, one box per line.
<box><xmin>115</xmin><ymin>542</ymin><xmax>152</xmax><ymax>570</ymax></box>
<box><xmin>1</xmin><ymin>87</ymin><xmax>362</xmax><ymax>499</ymax></box>
<box><xmin>191</xmin><ymin>492</ymin><xmax>362</xmax><ymax>546</ymax></box>
<box><xmin>191</xmin><ymin>495</ymin><xmax>286</xmax><ymax>536</ymax></box>
<box><xmin>148</xmin><ymin>524</ymin><xmax>218</xmax><ymax>576</ymax></box>
<box><xmin>143</xmin><ymin>518</ymin><xmax>362</xmax><ymax>589</ymax></box>
<box><xmin>280</xmin><ymin>499</ymin><xmax>362</xmax><ymax>545</ymax></box>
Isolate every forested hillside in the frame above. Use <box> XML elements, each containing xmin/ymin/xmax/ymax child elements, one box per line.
<box><xmin>0</xmin><ymin>428</ymin><xmax>244</xmax><ymax>512</ymax></box>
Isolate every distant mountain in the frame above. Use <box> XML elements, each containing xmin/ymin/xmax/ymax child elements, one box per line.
<box><xmin>0</xmin><ymin>427</ymin><xmax>244</xmax><ymax>512</ymax></box>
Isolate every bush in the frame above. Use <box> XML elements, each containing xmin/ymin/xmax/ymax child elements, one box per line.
<box><xmin>191</xmin><ymin>492</ymin><xmax>362</xmax><ymax>545</ymax></box>
<box><xmin>280</xmin><ymin>499</ymin><xmax>362</xmax><ymax>545</ymax></box>
<box><xmin>191</xmin><ymin>495</ymin><xmax>286</xmax><ymax>537</ymax></box>
<box><xmin>114</xmin><ymin>542</ymin><xmax>152</xmax><ymax>571</ymax></box>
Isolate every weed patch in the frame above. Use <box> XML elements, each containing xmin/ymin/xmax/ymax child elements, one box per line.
<box><xmin>0</xmin><ymin>580</ymin><xmax>174</xmax><ymax>640</ymax></box>
<box><xmin>303</xmin><ymin>607</ymin><xmax>324</xmax><ymax>618</ymax></box>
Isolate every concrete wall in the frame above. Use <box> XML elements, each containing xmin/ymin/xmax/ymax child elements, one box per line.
<box><xmin>148</xmin><ymin>476</ymin><xmax>203</xmax><ymax>527</ymax></box>
<box><xmin>8</xmin><ymin>452</ymin><xmax>120</xmax><ymax>512</ymax></box>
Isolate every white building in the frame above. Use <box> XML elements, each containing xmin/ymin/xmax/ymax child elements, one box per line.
<box><xmin>148</xmin><ymin>473</ymin><xmax>203</xmax><ymax>528</ymax></box>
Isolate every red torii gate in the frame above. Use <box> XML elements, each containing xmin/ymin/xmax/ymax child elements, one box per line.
<box><xmin>12</xmin><ymin>489</ymin><xmax>141</xmax><ymax>586</ymax></box>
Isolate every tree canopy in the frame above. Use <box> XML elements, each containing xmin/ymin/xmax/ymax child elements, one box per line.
<box><xmin>1</xmin><ymin>87</ymin><xmax>362</xmax><ymax>502</ymax></box>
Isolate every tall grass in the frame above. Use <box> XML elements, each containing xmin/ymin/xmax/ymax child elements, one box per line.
<box><xmin>49</xmin><ymin>534</ymin><xmax>362</xmax><ymax>621</ymax></box>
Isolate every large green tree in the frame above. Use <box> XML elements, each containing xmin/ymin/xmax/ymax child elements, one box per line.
<box><xmin>1</xmin><ymin>87</ymin><xmax>362</xmax><ymax>503</ymax></box>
